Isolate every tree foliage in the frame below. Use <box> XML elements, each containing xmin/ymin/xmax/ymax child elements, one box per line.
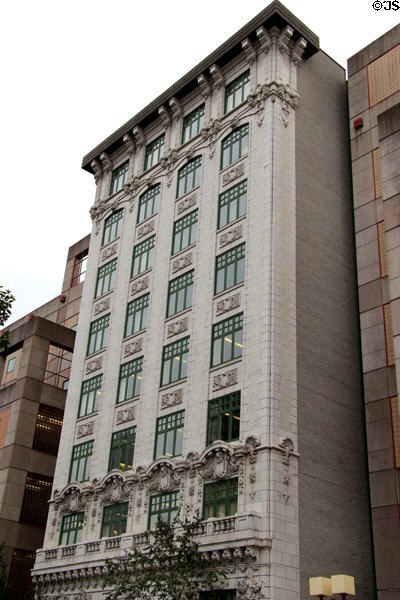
<box><xmin>103</xmin><ymin>515</ymin><xmax>224</xmax><ymax>600</ymax></box>
<box><xmin>0</xmin><ymin>287</ymin><xmax>15</xmax><ymax>328</ymax></box>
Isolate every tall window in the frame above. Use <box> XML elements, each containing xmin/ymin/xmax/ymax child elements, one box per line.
<box><xmin>148</xmin><ymin>491</ymin><xmax>179</xmax><ymax>529</ymax></box>
<box><xmin>101</xmin><ymin>502</ymin><xmax>128</xmax><ymax>537</ymax></box>
<box><xmin>207</xmin><ymin>392</ymin><xmax>240</xmax><ymax>445</ymax></box>
<box><xmin>109</xmin><ymin>427</ymin><xmax>136</xmax><ymax>471</ymax></box>
<box><xmin>203</xmin><ymin>478</ymin><xmax>238</xmax><ymax>518</ymax></box>
<box><xmin>145</xmin><ymin>134</ymin><xmax>165</xmax><ymax>171</ymax></box>
<box><xmin>176</xmin><ymin>157</ymin><xmax>202</xmax><ymax>198</ymax></box>
<box><xmin>69</xmin><ymin>440</ymin><xmax>93</xmax><ymax>483</ymax></box>
<box><xmin>60</xmin><ymin>512</ymin><xmax>84</xmax><ymax>545</ymax></box>
<box><xmin>211</xmin><ymin>314</ymin><xmax>243</xmax><ymax>367</ymax></box>
<box><xmin>215</xmin><ymin>244</ymin><xmax>245</xmax><ymax>294</ymax></box>
<box><xmin>124</xmin><ymin>294</ymin><xmax>149</xmax><ymax>337</ymax></box>
<box><xmin>131</xmin><ymin>236</ymin><xmax>155</xmax><ymax>277</ymax></box>
<box><xmin>78</xmin><ymin>375</ymin><xmax>102</xmax><ymax>418</ymax></box>
<box><xmin>71</xmin><ymin>250</ymin><xmax>88</xmax><ymax>286</ymax></box>
<box><xmin>218</xmin><ymin>180</ymin><xmax>247</xmax><ymax>229</ymax></box>
<box><xmin>137</xmin><ymin>184</ymin><xmax>161</xmax><ymax>223</ymax></box>
<box><xmin>87</xmin><ymin>315</ymin><xmax>110</xmax><ymax>355</ymax></box>
<box><xmin>167</xmin><ymin>270</ymin><xmax>194</xmax><ymax>317</ymax></box>
<box><xmin>32</xmin><ymin>404</ymin><xmax>63</xmax><ymax>455</ymax></box>
<box><xmin>172</xmin><ymin>210</ymin><xmax>198</xmax><ymax>255</ymax></box>
<box><xmin>161</xmin><ymin>337</ymin><xmax>189</xmax><ymax>386</ymax></box>
<box><xmin>224</xmin><ymin>70</ymin><xmax>250</xmax><ymax>113</ymax></box>
<box><xmin>19</xmin><ymin>473</ymin><xmax>53</xmax><ymax>527</ymax></box>
<box><xmin>182</xmin><ymin>104</ymin><xmax>205</xmax><ymax>144</ymax></box>
<box><xmin>220</xmin><ymin>125</ymin><xmax>249</xmax><ymax>170</ymax></box>
<box><xmin>102</xmin><ymin>209</ymin><xmax>124</xmax><ymax>246</ymax></box>
<box><xmin>117</xmin><ymin>357</ymin><xmax>143</xmax><ymax>404</ymax></box>
<box><xmin>110</xmin><ymin>161</ymin><xmax>129</xmax><ymax>195</ymax></box>
<box><xmin>95</xmin><ymin>259</ymin><xmax>117</xmax><ymax>298</ymax></box>
<box><xmin>154</xmin><ymin>411</ymin><xmax>184</xmax><ymax>459</ymax></box>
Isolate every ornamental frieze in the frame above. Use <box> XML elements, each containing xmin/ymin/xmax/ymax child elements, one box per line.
<box><xmin>137</xmin><ymin>219</ymin><xmax>155</xmax><ymax>239</ymax></box>
<box><xmin>123</xmin><ymin>337</ymin><xmax>143</xmax><ymax>357</ymax></box>
<box><xmin>85</xmin><ymin>355</ymin><xmax>103</xmax><ymax>374</ymax></box>
<box><xmin>101</xmin><ymin>242</ymin><xmax>118</xmax><ymax>262</ymax></box>
<box><xmin>219</xmin><ymin>225</ymin><xmax>243</xmax><ymax>249</ymax></box>
<box><xmin>116</xmin><ymin>406</ymin><xmax>136</xmax><ymax>425</ymax></box>
<box><xmin>213</xmin><ymin>368</ymin><xmax>238</xmax><ymax>391</ymax></box>
<box><xmin>76</xmin><ymin>421</ymin><xmax>94</xmax><ymax>439</ymax></box>
<box><xmin>93</xmin><ymin>298</ymin><xmax>110</xmax><ymax>317</ymax></box>
<box><xmin>167</xmin><ymin>316</ymin><xmax>188</xmax><ymax>338</ymax></box>
<box><xmin>177</xmin><ymin>193</ymin><xmax>197</xmax><ymax>215</ymax></box>
<box><xmin>161</xmin><ymin>388</ymin><xmax>183</xmax><ymax>409</ymax></box>
<box><xmin>172</xmin><ymin>252</ymin><xmax>193</xmax><ymax>274</ymax></box>
<box><xmin>216</xmin><ymin>293</ymin><xmax>240</xmax><ymax>316</ymax></box>
<box><xmin>222</xmin><ymin>163</ymin><xmax>245</xmax><ymax>187</ymax></box>
<box><xmin>131</xmin><ymin>276</ymin><xmax>149</xmax><ymax>296</ymax></box>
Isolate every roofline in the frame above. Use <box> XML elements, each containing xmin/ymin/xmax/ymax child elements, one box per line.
<box><xmin>81</xmin><ymin>0</ymin><xmax>319</xmax><ymax>173</ymax></box>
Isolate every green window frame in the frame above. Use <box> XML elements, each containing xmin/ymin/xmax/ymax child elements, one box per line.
<box><xmin>207</xmin><ymin>392</ymin><xmax>240</xmax><ymax>445</ymax></box>
<box><xmin>161</xmin><ymin>336</ymin><xmax>189</xmax><ymax>387</ymax></box>
<box><xmin>220</xmin><ymin>124</ymin><xmax>249</xmax><ymax>170</ymax></box>
<box><xmin>211</xmin><ymin>313</ymin><xmax>243</xmax><ymax>367</ymax></box>
<box><xmin>78</xmin><ymin>374</ymin><xmax>102</xmax><ymax>418</ymax></box>
<box><xmin>124</xmin><ymin>294</ymin><xmax>149</xmax><ymax>338</ymax></box>
<box><xmin>59</xmin><ymin>512</ymin><xmax>84</xmax><ymax>546</ymax></box>
<box><xmin>109</xmin><ymin>427</ymin><xmax>136</xmax><ymax>471</ymax></box>
<box><xmin>69</xmin><ymin>440</ymin><xmax>93</xmax><ymax>483</ymax></box>
<box><xmin>87</xmin><ymin>314</ymin><xmax>110</xmax><ymax>356</ymax></box>
<box><xmin>215</xmin><ymin>244</ymin><xmax>245</xmax><ymax>294</ymax></box>
<box><xmin>172</xmin><ymin>210</ymin><xmax>198</xmax><ymax>255</ymax></box>
<box><xmin>101</xmin><ymin>502</ymin><xmax>128</xmax><ymax>538</ymax></box>
<box><xmin>144</xmin><ymin>134</ymin><xmax>165</xmax><ymax>171</ymax></box>
<box><xmin>102</xmin><ymin>209</ymin><xmax>124</xmax><ymax>246</ymax></box>
<box><xmin>224</xmin><ymin>70</ymin><xmax>250</xmax><ymax>114</ymax></box>
<box><xmin>137</xmin><ymin>184</ymin><xmax>161</xmax><ymax>223</ymax></box>
<box><xmin>110</xmin><ymin>161</ymin><xmax>129</xmax><ymax>196</ymax></box>
<box><xmin>117</xmin><ymin>357</ymin><xmax>143</xmax><ymax>404</ymax></box>
<box><xmin>218</xmin><ymin>180</ymin><xmax>247</xmax><ymax>229</ymax></box>
<box><xmin>95</xmin><ymin>258</ymin><xmax>117</xmax><ymax>298</ymax></box>
<box><xmin>154</xmin><ymin>410</ymin><xmax>184</xmax><ymax>459</ymax></box>
<box><xmin>131</xmin><ymin>235</ymin><xmax>155</xmax><ymax>277</ymax></box>
<box><xmin>203</xmin><ymin>478</ymin><xmax>238</xmax><ymax>519</ymax></box>
<box><xmin>148</xmin><ymin>490</ymin><xmax>179</xmax><ymax>529</ymax></box>
<box><xmin>166</xmin><ymin>270</ymin><xmax>194</xmax><ymax>317</ymax></box>
<box><xmin>182</xmin><ymin>104</ymin><xmax>205</xmax><ymax>144</ymax></box>
<box><xmin>176</xmin><ymin>156</ymin><xmax>202</xmax><ymax>198</ymax></box>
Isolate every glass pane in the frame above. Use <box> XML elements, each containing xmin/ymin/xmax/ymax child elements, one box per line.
<box><xmin>162</xmin><ymin>359</ymin><xmax>171</xmax><ymax>386</ymax></box>
<box><xmin>237</xmin><ymin>257</ymin><xmax>245</xmax><ymax>283</ymax></box>
<box><xmin>186</xmin><ymin>285</ymin><xmax>193</xmax><ymax>308</ymax></box>
<box><xmin>175</xmin><ymin>428</ymin><xmax>183</xmax><ymax>456</ymax></box>
<box><xmin>177</xmin><ymin>289</ymin><xmax>184</xmax><ymax>313</ymax></box>
<box><xmin>223</xmin><ymin>337</ymin><xmax>232</xmax><ymax>362</ymax></box>
<box><xmin>181</xmin><ymin>352</ymin><xmax>188</xmax><ymax>378</ymax></box>
<box><xmin>234</xmin><ymin>329</ymin><xmax>243</xmax><ymax>358</ymax></box>
<box><xmin>226</xmin><ymin>263</ymin><xmax>235</xmax><ymax>289</ymax></box>
<box><xmin>166</xmin><ymin>431</ymin><xmax>174</xmax><ymax>457</ymax></box>
<box><xmin>231</xmin><ymin>141</ymin><xmax>240</xmax><ymax>163</ymax></box>
<box><xmin>213</xmin><ymin>339</ymin><xmax>221</xmax><ymax>366</ymax></box>
<box><xmin>231</xmin><ymin>411</ymin><xmax>240</xmax><ymax>440</ymax></box>
<box><xmin>221</xmin><ymin>413</ymin><xmax>229</xmax><ymax>441</ymax></box>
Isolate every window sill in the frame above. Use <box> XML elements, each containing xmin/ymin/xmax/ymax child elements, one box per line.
<box><xmin>93</xmin><ymin>289</ymin><xmax>114</xmax><ymax>303</ymax></box>
<box><xmin>165</xmin><ymin>306</ymin><xmax>192</xmax><ymax>323</ymax></box>
<box><xmin>171</xmin><ymin>242</ymin><xmax>197</xmax><ymax>260</ymax></box>
<box><xmin>176</xmin><ymin>184</ymin><xmax>200</xmax><ymax>203</ymax></box>
<box><xmin>115</xmin><ymin>395</ymin><xmax>140</xmax><ymax>408</ymax></box>
<box><xmin>217</xmin><ymin>213</ymin><xmax>247</xmax><ymax>235</ymax></box>
<box><xmin>213</xmin><ymin>281</ymin><xmax>244</xmax><ymax>300</ymax></box>
<box><xmin>86</xmin><ymin>347</ymin><xmax>107</xmax><ymax>360</ymax></box>
<box><xmin>130</xmin><ymin>267</ymin><xmax>153</xmax><ymax>282</ymax></box>
<box><xmin>220</xmin><ymin>153</ymin><xmax>248</xmax><ymax>175</ymax></box>
<box><xmin>159</xmin><ymin>378</ymin><xmax>187</xmax><ymax>392</ymax></box>
<box><xmin>76</xmin><ymin>412</ymin><xmax>98</xmax><ymax>423</ymax></box>
<box><xmin>123</xmin><ymin>329</ymin><xmax>146</xmax><ymax>343</ymax></box>
<box><xmin>209</xmin><ymin>357</ymin><xmax>242</xmax><ymax>373</ymax></box>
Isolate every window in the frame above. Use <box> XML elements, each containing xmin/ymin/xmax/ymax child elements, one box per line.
<box><xmin>161</xmin><ymin>337</ymin><xmax>189</xmax><ymax>386</ymax></box>
<box><xmin>110</xmin><ymin>161</ymin><xmax>129</xmax><ymax>196</ymax></box>
<box><xmin>109</xmin><ymin>427</ymin><xmax>136</xmax><ymax>471</ymax></box>
<box><xmin>166</xmin><ymin>270</ymin><xmax>194</xmax><ymax>317</ymax></box>
<box><xmin>78</xmin><ymin>375</ymin><xmax>102</xmax><ymax>418</ymax></box>
<box><xmin>218</xmin><ymin>180</ymin><xmax>247</xmax><ymax>229</ymax></box>
<box><xmin>131</xmin><ymin>236</ymin><xmax>155</xmax><ymax>277</ymax></box>
<box><xmin>59</xmin><ymin>512</ymin><xmax>84</xmax><ymax>545</ymax></box>
<box><xmin>182</xmin><ymin>104</ymin><xmax>205</xmax><ymax>144</ymax></box>
<box><xmin>225</xmin><ymin>70</ymin><xmax>250</xmax><ymax>113</ymax></box>
<box><xmin>32</xmin><ymin>404</ymin><xmax>63</xmax><ymax>455</ymax></box>
<box><xmin>154</xmin><ymin>410</ymin><xmax>184</xmax><ymax>459</ymax></box>
<box><xmin>19</xmin><ymin>473</ymin><xmax>53</xmax><ymax>527</ymax></box>
<box><xmin>101</xmin><ymin>502</ymin><xmax>128</xmax><ymax>538</ymax></box>
<box><xmin>95</xmin><ymin>259</ymin><xmax>117</xmax><ymax>298</ymax></box>
<box><xmin>148</xmin><ymin>491</ymin><xmax>179</xmax><ymax>529</ymax></box>
<box><xmin>203</xmin><ymin>478</ymin><xmax>238</xmax><ymax>519</ymax></box>
<box><xmin>117</xmin><ymin>357</ymin><xmax>143</xmax><ymax>404</ymax></box>
<box><xmin>8</xmin><ymin>549</ymin><xmax>36</xmax><ymax>600</ymax></box>
<box><xmin>6</xmin><ymin>356</ymin><xmax>16</xmax><ymax>374</ymax></box>
<box><xmin>220</xmin><ymin>124</ymin><xmax>249</xmax><ymax>170</ymax></box>
<box><xmin>137</xmin><ymin>184</ymin><xmax>161</xmax><ymax>223</ymax></box>
<box><xmin>145</xmin><ymin>134</ymin><xmax>165</xmax><ymax>171</ymax></box>
<box><xmin>87</xmin><ymin>314</ymin><xmax>110</xmax><ymax>355</ymax></box>
<box><xmin>124</xmin><ymin>294</ymin><xmax>149</xmax><ymax>337</ymax></box>
<box><xmin>102</xmin><ymin>209</ymin><xmax>123</xmax><ymax>246</ymax></box>
<box><xmin>172</xmin><ymin>210</ymin><xmax>198</xmax><ymax>255</ymax></box>
<box><xmin>62</xmin><ymin>379</ymin><xmax>69</xmax><ymax>390</ymax></box>
<box><xmin>215</xmin><ymin>244</ymin><xmax>245</xmax><ymax>294</ymax></box>
<box><xmin>71</xmin><ymin>250</ymin><xmax>88</xmax><ymax>286</ymax></box>
<box><xmin>211</xmin><ymin>313</ymin><xmax>243</xmax><ymax>367</ymax></box>
<box><xmin>207</xmin><ymin>392</ymin><xmax>240</xmax><ymax>445</ymax></box>
<box><xmin>69</xmin><ymin>440</ymin><xmax>93</xmax><ymax>483</ymax></box>
<box><xmin>176</xmin><ymin>156</ymin><xmax>202</xmax><ymax>198</ymax></box>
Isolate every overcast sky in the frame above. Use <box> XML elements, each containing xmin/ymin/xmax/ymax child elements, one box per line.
<box><xmin>1</xmin><ymin>0</ymin><xmax>398</xmax><ymax>324</ymax></box>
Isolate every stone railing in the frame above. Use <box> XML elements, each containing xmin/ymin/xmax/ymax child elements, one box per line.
<box><xmin>61</xmin><ymin>545</ymin><xmax>76</xmax><ymax>558</ymax></box>
<box><xmin>105</xmin><ymin>537</ymin><xmax>121</xmax><ymax>550</ymax></box>
<box><xmin>85</xmin><ymin>541</ymin><xmax>101</xmax><ymax>554</ymax></box>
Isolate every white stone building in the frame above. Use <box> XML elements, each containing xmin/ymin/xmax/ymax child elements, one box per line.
<box><xmin>33</xmin><ymin>2</ymin><xmax>376</xmax><ymax>598</ymax></box>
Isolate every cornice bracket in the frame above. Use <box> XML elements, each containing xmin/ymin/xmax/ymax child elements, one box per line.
<box><xmin>210</xmin><ymin>64</ymin><xmax>224</xmax><ymax>89</ymax></box>
<box><xmin>197</xmin><ymin>73</ymin><xmax>212</xmax><ymax>98</ymax></box>
<box><xmin>241</xmin><ymin>38</ymin><xmax>256</xmax><ymax>64</ymax></box>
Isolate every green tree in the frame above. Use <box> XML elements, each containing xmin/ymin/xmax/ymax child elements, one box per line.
<box><xmin>0</xmin><ymin>286</ymin><xmax>15</xmax><ymax>351</ymax></box>
<box><xmin>103</xmin><ymin>515</ymin><xmax>224</xmax><ymax>600</ymax></box>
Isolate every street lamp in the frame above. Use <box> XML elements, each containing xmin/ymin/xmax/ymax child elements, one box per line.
<box><xmin>309</xmin><ymin>575</ymin><xmax>355</xmax><ymax>599</ymax></box>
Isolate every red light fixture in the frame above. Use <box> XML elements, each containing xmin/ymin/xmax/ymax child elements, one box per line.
<box><xmin>353</xmin><ymin>117</ymin><xmax>363</xmax><ymax>130</ymax></box>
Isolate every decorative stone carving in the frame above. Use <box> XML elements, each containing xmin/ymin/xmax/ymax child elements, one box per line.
<box><xmin>169</xmin><ymin>97</ymin><xmax>182</xmax><ymax>120</ymax></box>
<box><xmin>77</xmin><ymin>421</ymin><xmax>94</xmax><ymax>439</ymax></box>
<box><xmin>161</xmin><ymin>388</ymin><xmax>183</xmax><ymax>409</ymax></box>
<box><xmin>90</xmin><ymin>196</ymin><xmax>120</xmax><ymax>234</ymax></box>
<box><xmin>197</xmin><ymin>73</ymin><xmax>212</xmax><ymax>98</ymax></box>
<box><xmin>256</xmin><ymin>25</ymin><xmax>272</xmax><ymax>54</ymax></box>
<box><xmin>220</xmin><ymin>225</ymin><xmax>243</xmax><ymax>248</ymax></box>
<box><xmin>90</xmin><ymin>159</ymin><xmax>103</xmax><ymax>184</ymax></box>
<box><xmin>222</xmin><ymin>163</ymin><xmax>245</xmax><ymax>187</ymax></box>
<box><xmin>160</xmin><ymin>149</ymin><xmax>180</xmax><ymax>186</ymax></box>
<box><xmin>213</xmin><ymin>368</ymin><xmax>238</xmax><ymax>391</ymax></box>
<box><xmin>167</xmin><ymin>317</ymin><xmax>188</xmax><ymax>338</ymax></box>
<box><xmin>247</xmin><ymin>84</ymin><xmax>267</xmax><ymax>127</ymax></box>
<box><xmin>292</xmin><ymin>37</ymin><xmax>307</xmax><ymax>64</ymax></box>
<box><xmin>86</xmin><ymin>356</ymin><xmax>103</xmax><ymax>374</ymax></box>
<box><xmin>54</xmin><ymin>486</ymin><xmax>89</xmax><ymax>514</ymax></box>
<box><xmin>93</xmin><ymin>298</ymin><xmax>110</xmax><ymax>317</ymax></box>
<box><xmin>147</xmin><ymin>463</ymin><xmax>181</xmax><ymax>493</ymax></box>
<box><xmin>131</xmin><ymin>276</ymin><xmax>149</xmax><ymax>296</ymax></box>
<box><xmin>100</xmin><ymin>475</ymin><xmax>130</xmax><ymax>504</ymax></box>
<box><xmin>137</xmin><ymin>219</ymin><xmax>155</xmax><ymax>239</ymax></box>
<box><xmin>100</xmin><ymin>152</ymin><xmax>113</xmax><ymax>173</ymax></box>
<box><xmin>199</xmin><ymin>446</ymin><xmax>239</xmax><ymax>481</ymax></box>
<box><xmin>177</xmin><ymin>193</ymin><xmax>197</xmax><ymax>214</ymax></box>
<box><xmin>123</xmin><ymin>133</ymin><xmax>135</xmax><ymax>155</ymax></box>
<box><xmin>132</xmin><ymin>126</ymin><xmax>146</xmax><ymax>148</ymax></box>
<box><xmin>278</xmin><ymin>437</ymin><xmax>294</xmax><ymax>503</ymax></box>
<box><xmin>278</xmin><ymin>25</ymin><xmax>294</xmax><ymax>55</ymax></box>
<box><xmin>237</xmin><ymin>570</ymin><xmax>262</xmax><ymax>599</ymax></box>
<box><xmin>242</xmin><ymin>38</ymin><xmax>256</xmax><ymax>63</ymax></box>
<box><xmin>124</xmin><ymin>176</ymin><xmax>142</xmax><ymax>211</ymax></box>
<box><xmin>172</xmin><ymin>253</ymin><xmax>193</xmax><ymax>273</ymax></box>
<box><xmin>210</xmin><ymin>64</ymin><xmax>224</xmax><ymax>89</ymax></box>
<box><xmin>124</xmin><ymin>338</ymin><xmax>143</xmax><ymax>357</ymax></box>
<box><xmin>158</xmin><ymin>105</ymin><xmax>171</xmax><ymax>128</ymax></box>
<box><xmin>116</xmin><ymin>407</ymin><xmax>136</xmax><ymax>425</ymax></box>
<box><xmin>216</xmin><ymin>293</ymin><xmax>240</xmax><ymax>316</ymax></box>
<box><xmin>101</xmin><ymin>243</ymin><xmax>118</xmax><ymax>261</ymax></box>
<box><xmin>201</xmin><ymin>118</ymin><xmax>222</xmax><ymax>159</ymax></box>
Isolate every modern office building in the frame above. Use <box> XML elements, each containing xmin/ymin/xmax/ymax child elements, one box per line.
<box><xmin>32</xmin><ymin>2</ymin><xmax>376</xmax><ymax>599</ymax></box>
<box><xmin>348</xmin><ymin>24</ymin><xmax>400</xmax><ymax>600</ymax></box>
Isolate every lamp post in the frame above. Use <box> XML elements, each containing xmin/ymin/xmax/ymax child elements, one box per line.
<box><xmin>309</xmin><ymin>575</ymin><xmax>355</xmax><ymax>600</ymax></box>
